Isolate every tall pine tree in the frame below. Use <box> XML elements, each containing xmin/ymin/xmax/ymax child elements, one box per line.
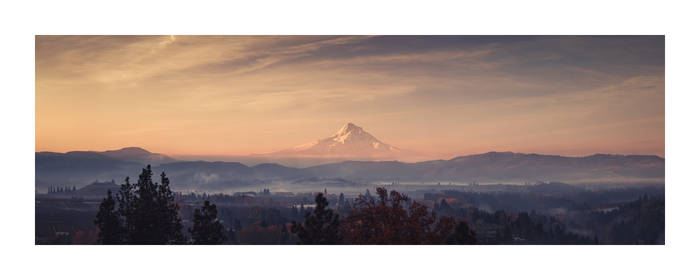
<box><xmin>291</xmin><ymin>193</ymin><xmax>342</xmax><ymax>244</ymax></box>
<box><xmin>96</xmin><ymin>165</ymin><xmax>185</xmax><ymax>244</ymax></box>
<box><xmin>189</xmin><ymin>200</ymin><xmax>226</xmax><ymax>244</ymax></box>
<box><xmin>94</xmin><ymin>190</ymin><xmax>122</xmax><ymax>244</ymax></box>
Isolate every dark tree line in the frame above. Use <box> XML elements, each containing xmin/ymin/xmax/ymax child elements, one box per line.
<box><xmin>434</xmin><ymin>194</ymin><xmax>664</xmax><ymax>244</ymax></box>
<box><xmin>94</xmin><ymin>166</ymin><xmax>226</xmax><ymax>244</ymax></box>
<box><xmin>434</xmin><ymin>206</ymin><xmax>594</xmax><ymax>244</ymax></box>
<box><xmin>95</xmin><ymin>169</ymin><xmax>638</xmax><ymax>245</ymax></box>
<box><xmin>588</xmin><ymin>195</ymin><xmax>664</xmax><ymax>244</ymax></box>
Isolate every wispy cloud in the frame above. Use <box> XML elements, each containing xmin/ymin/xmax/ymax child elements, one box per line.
<box><xmin>36</xmin><ymin>36</ymin><xmax>664</xmax><ymax>157</ymax></box>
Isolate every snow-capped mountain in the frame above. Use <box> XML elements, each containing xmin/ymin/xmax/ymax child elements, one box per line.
<box><xmin>269</xmin><ymin>122</ymin><xmax>405</xmax><ymax>158</ymax></box>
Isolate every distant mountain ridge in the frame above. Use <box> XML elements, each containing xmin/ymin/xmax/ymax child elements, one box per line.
<box><xmin>35</xmin><ymin>147</ymin><xmax>176</xmax><ymax>191</ymax></box>
<box><xmin>304</xmin><ymin>151</ymin><xmax>664</xmax><ymax>183</ymax></box>
<box><xmin>100</xmin><ymin>147</ymin><xmax>175</xmax><ymax>164</ymax></box>
<box><xmin>37</xmin><ymin>147</ymin><xmax>175</xmax><ymax>165</ymax></box>
<box><xmin>36</xmin><ymin>147</ymin><xmax>664</xmax><ymax>192</ymax></box>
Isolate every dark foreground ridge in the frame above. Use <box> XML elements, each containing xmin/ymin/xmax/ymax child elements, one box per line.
<box><xmin>36</xmin><ymin>165</ymin><xmax>664</xmax><ymax>245</ymax></box>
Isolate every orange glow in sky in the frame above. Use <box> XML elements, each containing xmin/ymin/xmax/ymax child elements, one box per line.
<box><xmin>36</xmin><ymin>35</ymin><xmax>664</xmax><ymax>158</ymax></box>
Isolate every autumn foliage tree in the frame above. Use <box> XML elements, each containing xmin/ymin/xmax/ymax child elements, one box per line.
<box><xmin>340</xmin><ymin>187</ymin><xmax>477</xmax><ymax>245</ymax></box>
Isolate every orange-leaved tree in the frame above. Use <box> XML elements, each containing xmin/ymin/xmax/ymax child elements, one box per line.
<box><xmin>340</xmin><ymin>187</ymin><xmax>474</xmax><ymax>244</ymax></box>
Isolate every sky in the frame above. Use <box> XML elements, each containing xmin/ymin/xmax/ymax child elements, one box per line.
<box><xmin>35</xmin><ymin>35</ymin><xmax>664</xmax><ymax>158</ymax></box>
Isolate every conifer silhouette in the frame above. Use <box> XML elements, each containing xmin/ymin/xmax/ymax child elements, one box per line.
<box><xmin>95</xmin><ymin>165</ymin><xmax>185</xmax><ymax>244</ymax></box>
<box><xmin>189</xmin><ymin>200</ymin><xmax>226</xmax><ymax>244</ymax></box>
<box><xmin>291</xmin><ymin>193</ymin><xmax>342</xmax><ymax>244</ymax></box>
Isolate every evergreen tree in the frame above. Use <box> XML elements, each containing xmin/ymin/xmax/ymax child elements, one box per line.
<box><xmin>94</xmin><ymin>190</ymin><xmax>122</xmax><ymax>244</ymax></box>
<box><xmin>291</xmin><ymin>205</ymin><xmax>298</xmax><ymax>216</ymax></box>
<box><xmin>291</xmin><ymin>193</ymin><xmax>342</xmax><ymax>244</ymax></box>
<box><xmin>338</xmin><ymin>193</ymin><xmax>345</xmax><ymax>205</ymax></box>
<box><xmin>440</xmin><ymin>199</ymin><xmax>451</xmax><ymax>211</ymax></box>
<box><xmin>96</xmin><ymin>165</ymin><xmax>185</xmax><ymax>244</ymax></box>
<box><xmin>233</xmin><ymin>219</ymin><xmax>242</xmax><ymax>231</ymax></box>
<box><xmin>364</xmin><ymin>189</ymin><xmax>372</xmax><ymax>201</ymax></box>
<box><xmin>130</xmin><ymin>167</ymin><xmax>184</xmax><ymax>244</ymax></box>
<box><xmin>337</xmin><ymin>193</ymin><xmax>346</xmax><ymax>213</ymax></box>
<box><xmin>446</xmin><ymin>221</ymin><xmax>478</xmax><ymax>245</ymax></box>
<box><xmin>280</xmin><ymin>224</ymin><xmax>290</xmax><ymax>244</ymax></box>
<box><xmin>189</xmin><ymin>200</ymin><xmax>226</xmax><ymax>244</ymax></box>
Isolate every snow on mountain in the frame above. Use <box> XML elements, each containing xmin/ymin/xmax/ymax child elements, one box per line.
<box><xmin>269</xmin><ymin>122</ymin><xmax>405</xmax><ymax>158</ymax></box>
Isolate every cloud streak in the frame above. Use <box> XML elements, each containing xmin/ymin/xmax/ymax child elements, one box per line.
<box><xmin>36</xmin><ymin>36</ymin><xmax>664</xmax><ymax>158</ymax></box>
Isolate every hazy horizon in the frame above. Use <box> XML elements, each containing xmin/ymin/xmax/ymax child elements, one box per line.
<box><xmin>35</xmin><ymin>121</ymin><xmax>665</xmax><ymax>161</ymax></box>
<box><xmin>36</xmin><ymin>36</ymin><xmax>664</xmax><ymax>157</ymax></box>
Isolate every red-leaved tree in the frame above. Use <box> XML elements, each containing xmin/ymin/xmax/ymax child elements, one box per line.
<box><xmin>340</xmin><ymin>187</ymin><xmax>460</xmax><ymax>244</ymax></box>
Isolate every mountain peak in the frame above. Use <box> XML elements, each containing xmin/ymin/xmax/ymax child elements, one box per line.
<box><xmin>335</xmin><ymin>122</ymin><xmax>363</xmax><ymax>136</ymax></box>
<box><xmin>269</xmin><ymin>122</ymin><xmax>409</xmax><ymax>158</ymax></box>
<box><xmin>332</xmin><ymin>122</ymin><xmax>373</xmax><ymax>144</ymax></box>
